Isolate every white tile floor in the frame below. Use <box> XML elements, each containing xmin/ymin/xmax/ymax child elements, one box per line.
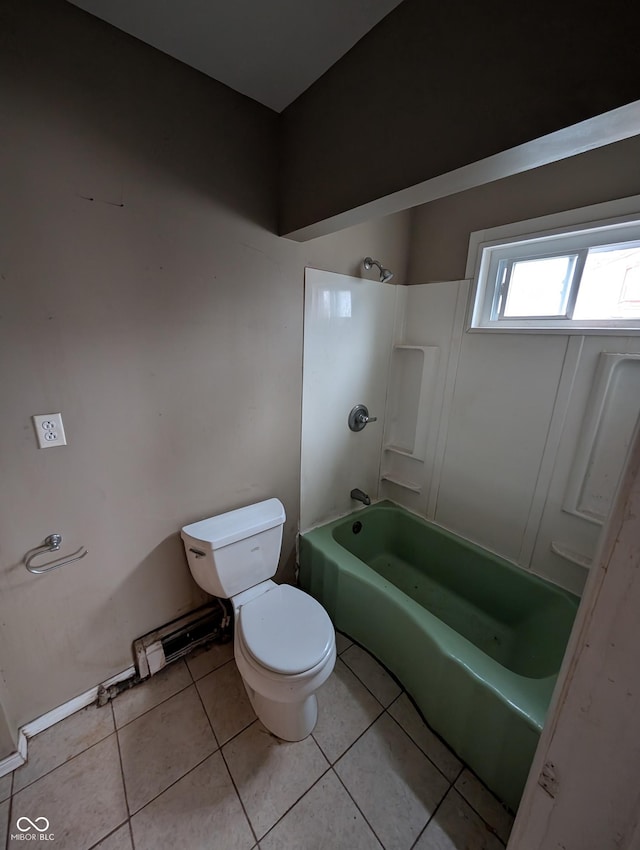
<box><xmin>0</xmin><ymin>635</ymin><xmax>514</xmax><ymax>850</ymax></box>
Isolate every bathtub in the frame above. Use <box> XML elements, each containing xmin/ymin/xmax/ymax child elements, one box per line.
<box><xmin>298</xmin><ymin>501</ymin><xmax>579</xmax><ymax>811</ymax></box>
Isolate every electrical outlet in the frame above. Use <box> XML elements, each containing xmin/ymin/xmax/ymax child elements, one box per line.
<box><xmin>32</xmin><ymin>413</ymin><xmax>67</xmax><ymax>448</ymax></box>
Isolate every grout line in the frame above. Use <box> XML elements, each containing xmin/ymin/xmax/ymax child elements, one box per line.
<box><xmin>5</xmin><ymin>795</ymin><xmax>12</xmax><ymax>850</ymax></box>
<box><xmin>390</xmin><ymin>687</ymin><xmax>465</xmax><ymax>776</ymax></box>
<box><xmin>185</xmin><ymin>648</ymin><xmax>235</xmax><ymax>684</ymax></box>
<box><xmin>381</xmin><ymin>703</ymin><xmax>453</xmax><ymax>850</ymax></box>
<box><xmin>322</xmin><ymin>644</ymin><xmax>496</xmax><ymax>848</ymax></box>
<box><xmin>308</xmin><ymin>649</ymin><xmax>400</xmax><ymax>768</ymax></box>
<box><xmin>118</xmin><ymin>674</ymin><xmax>222</xmax><ymax>819</ymax></box>
<box><xmin>192</xmin><ymin>656</ymin><xmax>236</xmax><ymax>682</ymax></box>
<box><xmin>339</xmin><ymin>660</ymin><xmax>392</xmax><ymax>712</ymax></box>
<box><xmin>339</xmin><ymin>639</ymin><xmax>404</xmax><ymax>708</ymax></box>
<box><xmin>6</xmin><ymin>767</ymin><xmax>14</xmax><ymax>850</ymax></box>
<box><xmin>185</xmin><ymin>657</ymin><xmax>197</xmax><ymax>684</ymax></box>
<box><xmin>194</xmin><ymin>664</ymin><xmax>261</xmax><ymax>751</ymax></box>
<box><xmin>216</xmin><ymin>715</ymin><xmax>257</xmax><ymax>749</ymax></box>
<box><xmin>217</xmin><ymin>744</ymin><xmax>259</xmax><ymax>847</ymax></box>
<box><xmin>189</xmin><ymin>656</ymin><xmax>237</xmax><ymax>690</ymax></box>
<box><xmin>114</xmin><ymin>688</ymin><xmax>230</xmax><ymax>829</ymax></box>
<box><xmin>85</xmin><ymin>819</ymin><xmax>130</xmax><ymax>850</ymax></box>
<box><xmin>113</xmin><ymin>708</ymin><xmax>133</xmax><ymax>819</ymax></box>
<box><xmin>191</xmin><ymin>677</ymin><xmax>220</xmax><ymax>752</ymax></box>
<box><xmin>126</xmin><ymin>747</ymin><xmax>219</xmax><ymax>818</ymax></box>
<box><xmin>333</xmin><ymin>655</ymin><xmax>386</xmax><ymax>713</ymax></box>
<box><xmin>452</xmin><ymin>770</ymin><xmax>513</xmax><ymax>844</ymax></box>
<box><xmin>11</xmin><ymin>720</ymin><xmax>118</xmax><ymax>796</ymax></box>
<box><xmin>408</xmin><ymin>785</ymin><xmax>451</xmax><ymax>850</ymax></box>
<box><xmin>10</xmin><ymin>726</ymin><xmax>129</xmax><ymax>850</ymax></box>
<box><xmin>333</xmin><ymin>635</ymin><xmax>513</xmax><ymax>841</ymax></box>
<box><xmin>2</xmin><ymin>766</ymin><xmax>13</xmax><ymax>850</ymax></box>
<box><xmin>311</xmin><ymin>701</ymin><xmax>383</xmax><ymax>768</ymax></box>
<box><xmin>128</xmin><ymin>817</ymin><xmax>136</xmax><ymax>850</ymax></box>
<box><xmin>255</xmin><ymin>764</ymin><xmax>333</xmax><ymax>845</ymax></box>
<box><xmin>330</xmin><ymin>766</ymin><xmax>384</xmax><ymax>848</ymax></box>
<box><xmin>384</xmin><ymin>705</ymin><xmax>451</xmax><ymax>786</ymax></box>
<box><xmin>7</xmin><ymin>644</ymin><xmax>510</xmax><ymax>849</ymax></box>
<box><xmin>424</xmin><ymin>784</ymin><xmax>510</xmax><ymax>849</ymax></box>
<box><xmin>335</xmin><ymin>632</ymin><xmax>353</xmax><ymax>656</ymax></box>
<box><xmin>114</xmin><ymin>660</ymin><xmax>194</xmax><ymax>732</ymax></box>
<box><xmin>383</xmin><ymin>701</ymin><xmax>511</xmax><ymax>840</ymax></box>
<box><xmin>192</xmin><ymin>673</ymin><xmax>258</xmax><ymax>848</ymax></box>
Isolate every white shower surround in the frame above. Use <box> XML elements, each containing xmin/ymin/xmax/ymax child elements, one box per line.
<box><xmin>300</xmin><ymin>269</ymin><xmax>403</xmax><ymax>531</ymax></box>
<box><xmin>301</xmin><ymin>268</ymin><xmax>640</xmax><ymax>597</ymax></box>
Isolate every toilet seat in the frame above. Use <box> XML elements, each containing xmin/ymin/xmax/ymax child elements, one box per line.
<box><xmin>238</xmin><ymin>584</ymin><xmax>334</xmax><ymax>675</ymax></box>
<box><xmin>182</xmin><ymin>499</ymin><xmax>336</xmax><ymax>741</ymax></box>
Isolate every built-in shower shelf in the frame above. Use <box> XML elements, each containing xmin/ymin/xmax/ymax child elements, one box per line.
<box><xmin>393</xmin><ymin>344</ymin><xmax>431</xmax><ymax>350</ymax></box>
<box><xmin>383</xmin><ymin>444</ymin><xmax>425</xmax><ymax>459</ymax></box>
<box><xmin>551</xmin><ymin>541</ymin><xmax>592</xmax><ymax>570</ymax></box>
<box><xmin>563</xmin><ymin>352</ymin><xmax>640</xmax><ymax>526</ymax></box>
<box><xmin>383</xmin><ymin>345</ymin><xmax>439</xmax><ymax>460</ymax></box>
<box><xmin>380</xmin><ymin>474</ymin><xmax>422</xmax><ymax>493</ymax></box>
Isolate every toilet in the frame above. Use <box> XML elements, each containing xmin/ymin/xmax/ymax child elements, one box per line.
<box><xmin>181</xmin><ymin>498</ymin><xmax>336</xmax><ymax>741</ymax></box>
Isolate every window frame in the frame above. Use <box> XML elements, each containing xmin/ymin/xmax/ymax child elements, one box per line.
<box><xmin>467</xmin><ymin>198</ymin><xmax>640</xmax><ymax>334</ymax></box>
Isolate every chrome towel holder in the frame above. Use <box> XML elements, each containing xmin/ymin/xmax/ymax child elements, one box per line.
<box><xmin>24</xmin><ymin>534</ymin><xmax>88</xmax><ymax>575</ymax></box>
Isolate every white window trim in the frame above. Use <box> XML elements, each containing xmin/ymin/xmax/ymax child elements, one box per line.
<box><xmin>466</xmin><ymin>194</ymin><xmax>640</xmax><ymax>334</ymax></box>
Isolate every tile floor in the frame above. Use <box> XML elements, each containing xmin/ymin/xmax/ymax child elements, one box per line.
<box><xmin>0</xmin><ymin>633</ymin><xmax>514</xmax><ymax>850</ymax></box>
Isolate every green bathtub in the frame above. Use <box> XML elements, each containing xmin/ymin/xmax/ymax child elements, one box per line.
<box><xmin>299</xmin><ymin>501</ymin><xmax>579</xmax><ymax>811</ymax></box>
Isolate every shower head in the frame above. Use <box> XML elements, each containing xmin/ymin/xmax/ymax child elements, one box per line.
<box><xmin>363</xmin><ymin>257</ymin><xmax>394</xmax><ymax>283</ymax></box>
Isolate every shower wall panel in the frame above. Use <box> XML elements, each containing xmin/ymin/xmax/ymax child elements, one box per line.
<box><xmin>300</xmin><ymin>269</ymin><xmax>403</xmax><ymax>531</ymax></box>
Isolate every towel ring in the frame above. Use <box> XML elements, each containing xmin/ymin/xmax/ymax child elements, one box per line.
<box><xmin>24</xmin><ymin>534</ymin><xmax>88</xmax><ymax>575</ymax></box>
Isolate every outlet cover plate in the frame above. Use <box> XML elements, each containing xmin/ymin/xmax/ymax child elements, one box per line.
<box><xmin>32</xmin><ymin>413</ymin><xmax>67</xmax><ymax>448</ymax></box>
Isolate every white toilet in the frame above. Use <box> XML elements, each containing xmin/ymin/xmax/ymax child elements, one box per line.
<box><xmin>181</xmin><ymin>498</ymin><xmax>336</xmax><ymax>741</ymax></box>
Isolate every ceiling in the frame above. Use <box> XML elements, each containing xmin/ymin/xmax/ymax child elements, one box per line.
<box><xmin>66</xmin><ymin>0</ymin><xmax>405</xmax><ymax>113</ymax></box>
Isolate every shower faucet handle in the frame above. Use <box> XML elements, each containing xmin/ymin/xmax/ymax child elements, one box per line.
<box><xmin>358</xmin><ymin>412</ymin><xmax>377</xmax><ymax>424</ymax></box>
<box><xmin>348</xmin><ymin>404</ymin><xmax>378</xmax><ymax>432</ymax></box>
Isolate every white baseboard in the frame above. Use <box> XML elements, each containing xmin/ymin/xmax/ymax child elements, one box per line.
<box><xmin>0</xmin><ymin>665</ymin><xmax>135</xmax><ymax>778</ymax></box>
<box><xmin>0</xmin><ymin>733</ymin><xmax>27</xmax><ymax>775</ymax></box>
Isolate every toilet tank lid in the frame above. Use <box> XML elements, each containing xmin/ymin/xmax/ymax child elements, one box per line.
<box><xmin>181</xmin><ymin>498</ymin><xmax>286</xmax><ymax>550</ymax></box>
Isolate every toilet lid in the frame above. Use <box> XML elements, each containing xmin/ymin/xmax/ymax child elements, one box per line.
<box><xmin>238</xmin><ymin>585</ymin><xmax>334</xmax><ymax>675</ymax></box>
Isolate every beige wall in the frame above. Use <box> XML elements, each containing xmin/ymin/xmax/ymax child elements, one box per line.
<box><xmin>408</xmin><ymin>136</ymin><xmax>640</xmax><ymax>282</ymax></box>
<box><xmin>0</xmin><ymin>0</ymin><xmax>410</xmax><ymax>731</ymax></box>
<box><xmin>279</xmin><ymin>0</ymin><xmax>640</xmax><ymax>235</ymax></box>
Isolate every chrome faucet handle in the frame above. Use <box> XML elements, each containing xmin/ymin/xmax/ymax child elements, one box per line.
<box><xmin>357</xmin><ymin>412</ymin><xmax>377</xmax><ymax>425</ymax></box>
<box><xmin>348</xmin><ymin>404</ymin><xmax>378</xmax><ymax>432</ymax></box>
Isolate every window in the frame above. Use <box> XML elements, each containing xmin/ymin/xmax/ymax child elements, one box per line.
<box><xmin>470</xmin><ymin>212</ymin><xmax>640</xmax><ymax>332</ymax></box>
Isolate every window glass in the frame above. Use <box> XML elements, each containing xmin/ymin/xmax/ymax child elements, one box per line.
<box><xmin>502</xmin><ymin>255</ymin><xmax>577</xmax><ymax>318</ymax></box>
<box><xmin>573</xmin><ymin>245</ymin><xmax>640</xmax><ymax>320</ymax></box>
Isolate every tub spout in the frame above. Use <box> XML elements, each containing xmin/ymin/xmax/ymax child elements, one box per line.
<box><xmin>350</xmin><ymin>488</ymin><xmax>371</xmax><ymax>506</ymax></box>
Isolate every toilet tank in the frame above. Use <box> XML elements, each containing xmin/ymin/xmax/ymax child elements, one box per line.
<box><xmin>181</xmin><ymin>498</ymin><xmax>286</xmax><ymax>598</ymax></box>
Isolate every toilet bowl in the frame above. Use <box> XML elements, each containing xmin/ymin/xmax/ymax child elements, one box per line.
<box><xmin>181</xmin><ymin>499</ymin><xmax>336</xmax><ymax>741</ymax></box>
<box><xmin>234</xmin><ymin>582</ymin><xmax>336</xmax><ymax>740</ymax></box>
